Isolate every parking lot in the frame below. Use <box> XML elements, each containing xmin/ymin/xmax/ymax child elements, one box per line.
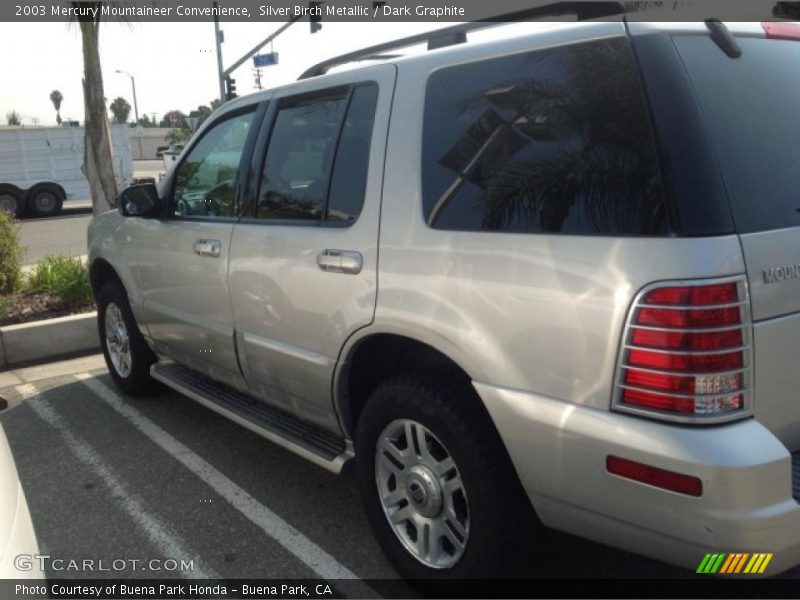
<box><xmin>2</xmin><ymin>354</ymin><xmax>799</xmax><ymax>596</ymax></box>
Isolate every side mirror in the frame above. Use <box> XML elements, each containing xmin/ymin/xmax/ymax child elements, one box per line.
<box><xmin>119</xmin><ymin>183</ymin><xmax>161</xmax><ymax>217</ymax></box>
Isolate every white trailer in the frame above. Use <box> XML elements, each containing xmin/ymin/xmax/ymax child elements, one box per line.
<box><xmin>0</xmin><ymin>125</ymin><xmax>132</xmax><ymax>218</ymax></box>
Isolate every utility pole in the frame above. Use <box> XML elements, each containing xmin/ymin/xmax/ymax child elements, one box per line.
<box><xmin>215</xmin><ymin>3</ymin><xmax>323</xmax><ymax>102</ymax></box>
<box><xmin>213</xmin><ymin>1</ymin><xmax>225</xmax><ymax>103</ymax></box>
<box><xmin>115</xmin><ymin>69</ymin><xmax>144</xmax><ymax>160</ymax></box>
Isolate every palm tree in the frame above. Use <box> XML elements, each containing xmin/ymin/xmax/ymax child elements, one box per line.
<box><xmin>109</xmin><ymin>97</ymin><xmax>131</xmax><ymax>124</ymax></box>
<box><xmin>72</xmin><ymin>1</ymin><xmax>118</xmax><ymax>215</ymax></box>
<box><xmin>6</xmin><ymin>111</ymin><xmax>21</xmax><ymax>126</ymax></box>
<box><xmin>50</xmin><ymin>90</ymin><xmax>64</xmax><ymax>125</ymax></box>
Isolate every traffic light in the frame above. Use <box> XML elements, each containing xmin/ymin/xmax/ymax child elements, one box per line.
<box><xmin>309</xmin><ymin>1</ymin><xmax>322</xmax><ymax>33</ymax></box>
<box><xmin>225</xmin><ymin>76</ymin><xmax>237</xmax><ymax>101</ymax></box>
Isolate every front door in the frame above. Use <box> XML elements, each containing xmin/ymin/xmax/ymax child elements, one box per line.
<box><xmin>130</xmin><ymin>106</ymin><xmax>260</xmax><ymax>389</ymax></box>
<box><xmin>229</xmin><ymin>65</ymin><xmax>395</xmax><ymax>432</ymax></box>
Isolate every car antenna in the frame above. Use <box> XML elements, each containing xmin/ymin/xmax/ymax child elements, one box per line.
<box><xmin>705</xmin><ymin>19</ymin><xmax>742</xmax><ymax>58</ymax></box>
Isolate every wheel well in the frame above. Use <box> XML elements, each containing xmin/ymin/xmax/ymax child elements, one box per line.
<box><xmin>89</xmin><ymin>259</ymin><xmax>123</xmax><ymax>298</ymax></box>
<box><xmin>339</xmin><ymin>334</ymin><xmax>478</xmax><ymax>437</ymax></box>
<box><xmin>0</xmin><ymin>184</ymin><xmax>24</xmax><ymax>195</ymax></box>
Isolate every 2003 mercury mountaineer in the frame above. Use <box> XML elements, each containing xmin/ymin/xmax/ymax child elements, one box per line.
<box><xmin>88</xmin><ymin>14</ymin><xmax>800</xmax><ymax>579</ymax></box>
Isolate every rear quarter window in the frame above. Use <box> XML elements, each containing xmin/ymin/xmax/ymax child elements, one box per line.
<box><xmin>421</xmin><ymin>37</ymin><xmax>670</xmax><ymax>235</ymax></box>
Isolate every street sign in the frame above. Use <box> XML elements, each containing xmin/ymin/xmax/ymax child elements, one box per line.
<box><xmin>186</xmin><ymin>117</ymin><xmax>199</xmax><ymax>132</ymax></box>
<box><xmin>169</xmin><ymin>113</ymin><xmax>179</xmax><ymax>124</ymax></box>
<box><xmin>253</xmin><ymin>52</ymin><xmax>279</xmax><ymax>68</ymax></box>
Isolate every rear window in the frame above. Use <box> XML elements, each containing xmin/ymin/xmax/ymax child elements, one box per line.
<box><xmin>674</xmin><ymin>35</ymin><xmax>800</xmax><ymax>233</ymax></box>
<box><xmin>421</xmin><ymin>37</ymin><xmax>670</xmax><ymax>235</ymax></box>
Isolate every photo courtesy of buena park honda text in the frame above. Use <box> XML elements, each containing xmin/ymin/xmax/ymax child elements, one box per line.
<box><xmin>0</xmin><ymin>0</ymin><xmax>799</xmax><ymax>598</ymax></box>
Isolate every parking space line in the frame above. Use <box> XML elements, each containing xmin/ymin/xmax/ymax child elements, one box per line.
<box><xmin>76</xmin><ymin>374</ymin><xmax>378</xmax><ymax>593</ymax></box>
<box><xmin>16</xmin><ymin>383</ymin><xmax>219</xmax><ymax>579</ymax></box>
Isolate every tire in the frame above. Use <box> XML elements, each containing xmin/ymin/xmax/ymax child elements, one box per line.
<box><xmin>0</xmin><ymin>187</ymin><xmax>24</xmax><ymax>218</ymax></box>
<box><xmin>356</xmin><ymin>373</ymin><xmax>531</xmax><ymax>581</ymax></box>
<box><xmin>27</xmin><ymin>185</ymin><xmax>64</xmax><ymax>218</ymax></box>
<box><xmin>97</xmin><ymin>282</ymin><xmax>159</xmax><ymax>396</ymax></box>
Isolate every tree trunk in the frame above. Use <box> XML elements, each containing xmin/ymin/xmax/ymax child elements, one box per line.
<box><xmin>80</xmin><ymin>19</ymin><xmax>118</xmax><ymax>216</ymax></box>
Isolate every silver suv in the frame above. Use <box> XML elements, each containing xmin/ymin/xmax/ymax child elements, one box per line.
<box><xmin>88</xmin><ymin>18</ymin><xmax>800</xmax><ymax>579</ymax></box>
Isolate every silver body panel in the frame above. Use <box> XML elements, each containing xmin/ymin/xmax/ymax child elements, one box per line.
<box><xmin>740</xmin><ymin>228</ymin><xmax>800</xmax><ymax>321</ymax></box>
<box><xmin>375</xmin><ymin>35</ymin><xmax>748</xmax><ymax>412</ymax></box>
<box><xmin>229</xmin><ymin>65</ymin><xmax>396</xmax><ymax>433</ymax></box>
<box><xmin>740</xmin><ymin>227</ymin><xmax>800</xmax><ymax>452</ymax></box>
<box><xmin>135</xmin><ymin>219</ymin><xmax>244</xmax><ymax>389</ymax></box>
<box><xmin>88</xmin><ymin>20</ymin><xmax>800</xmax><ymax>574</ymax></box>
<box><xmin>477</xmin><ymin>381</ymin><xmax>800</xmax><ymax>574</ymax></box>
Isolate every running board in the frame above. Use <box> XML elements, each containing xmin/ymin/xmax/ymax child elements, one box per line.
<box><xmin>151</xmin><ymin>362</ymin><xmax>352</xmax><ymax>474</ymax></box>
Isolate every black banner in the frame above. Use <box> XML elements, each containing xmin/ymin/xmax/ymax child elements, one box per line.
<box><xmin>3</xmin><ymin>0</ymin><xmax>800</xmax><ymax>22</ymax></box>
<box><xmin>4</xmin><ymin>578</ymin><xmax>800</xmax><ymax>600</ymax></box>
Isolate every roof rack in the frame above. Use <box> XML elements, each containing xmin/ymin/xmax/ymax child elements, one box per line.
<box><xmin>298</xmin><ymin>1</ymin><xmax>626</xmax><ymax>79</ymax></box>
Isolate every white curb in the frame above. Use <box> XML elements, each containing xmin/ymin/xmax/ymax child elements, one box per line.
<box><xmin>0</xmin><ymin>311</ymin><xmax>99</xmax><ymax>368</ymax></box>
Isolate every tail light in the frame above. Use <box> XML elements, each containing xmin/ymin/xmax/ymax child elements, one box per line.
<box><xmin>613</xmin><ymin>277</ymin><xmax>752</xmax><ymax>423</ymax></box>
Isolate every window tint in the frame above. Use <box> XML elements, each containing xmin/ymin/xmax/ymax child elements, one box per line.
<box><xmin>422</xmin><ymin>38</ymin><xmax>669</xmax><ymax>235</ymax></box>
<box><xmin>257</xmin><ymin>93</ymin><xmax>348</xmax><ymax>220</ymax></box>
<box><xmin>326</xmin><ymin>85</ymin><xmax>378</xmax><ymax>223</ymax></box>
<box><xmin>173</xmin><ymin>111</ymin><xmax>254</xmax><ymax>219</ymax></box>
<box><xmin>673</xmin><ymin>36</ymin><xmax>800</xmax><ymax>234</ymax></box>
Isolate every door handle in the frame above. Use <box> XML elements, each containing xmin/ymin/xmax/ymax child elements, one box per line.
<box><xmin>317</xmin><ymin>249</ymin><xmax>363</xmax><ymax>274</ymax></box>
<box><xmin>193</xmin><ymin>239</ymin><xmax>222</xmax><ymax>258</ymax></box>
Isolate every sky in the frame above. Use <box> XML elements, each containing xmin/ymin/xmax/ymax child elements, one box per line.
<box><xmin>0</xmin><ymin>19</ymin><xmax>553</xmax><ymax>126</ymax></box>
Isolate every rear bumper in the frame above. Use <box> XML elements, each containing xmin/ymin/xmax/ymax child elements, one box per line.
<box><xmin>475</xmin><ymin>382</ymin><xmax>800</xmax><ymax>575</ymax></box>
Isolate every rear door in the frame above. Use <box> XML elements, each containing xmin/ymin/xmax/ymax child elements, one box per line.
<box><xmin>229</xmin><ymin>65</ymin><xmax>394</xmax><ymax>432</ymax></box>
<box><xmin>672</xmin><ymin>27</ymin><xmax>800</xmax><ymax>449</ymax></box>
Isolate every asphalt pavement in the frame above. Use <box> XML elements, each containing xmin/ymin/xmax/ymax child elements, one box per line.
<box><xmin>19</xmin><ymin>209</ymin><xmax>91</xmax><ymax>266</ymax></box>
<box><xmin>0</xmin><ymin>358</ymin><xmax>400</xmax><ymax>595</ymax></box>
<box><xmin>2</xmin><ymin>355</ymin><xmax>798</xmax><ymax>596</ymax></box>
<box><xmin>18</xmin><ymin>160</ymin><xmax>164</xmax><ymax>266</ymax></box>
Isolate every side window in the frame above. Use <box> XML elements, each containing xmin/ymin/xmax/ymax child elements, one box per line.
<box><xmin>173</xmin><ymin>110</ymin><xmax>255</xmax><ymax>219</ymax></box>
<box><xmin>326</xmin><ymin>85</ymin><xmax>378</xmax><ymax>223</ymax></box>
<box><xmin>255</xmin><ymin>83</ymin><xmax>379</xmax><ymax>224</ymax></box>
<box><xmin>421</xmin><ymin>38</ymin><xmax>669</xmax><ymax>235</ymax></box>
<box><xmin>257</xmin><ymin>91</ymin><xmax>349</xmax><ymax>221</ymax></box>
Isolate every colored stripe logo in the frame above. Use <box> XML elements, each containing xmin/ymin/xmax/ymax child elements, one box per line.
<box><xmin>696</xmin><ymin>552</ymin><xmax>773</xmax><ymax>574</ymax></box>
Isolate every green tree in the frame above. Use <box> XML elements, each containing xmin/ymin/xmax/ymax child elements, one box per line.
<box><xmin>159</xmin><ymin>110</ymin><xmax>186</xmax><ymax>128</ymax></box>
<box><xmin>50</xmin><ymin>90</ymin><xmax>64</xmax><ymax>125</ymax></box>
<box><xmin>137</xmin><ymin>114</ymin><xmax>154</xmax><ymax>128</ymax></box>
<box><xmin>189</xmin><ymin>105</ymin><xmax>212</xmax><ymax>128</ymax></box>
<box><xmin>210</xmin><ymin>98</ymin><xmax>222</xmax><ymax>111</ymax></box>
<box><xmin>109</xmin><ymin>96</ymin><xmax>132</xmax><ymax>124</ymax></box>
<box><xmin>165</xmin><ymin>127</ymin><xmax>192</xmax><ymax>145</ymax></box>
<box><xmin>5</xmin><ymin>111</ymin><xmax>21</xmax><ymax>126</ymax></box>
